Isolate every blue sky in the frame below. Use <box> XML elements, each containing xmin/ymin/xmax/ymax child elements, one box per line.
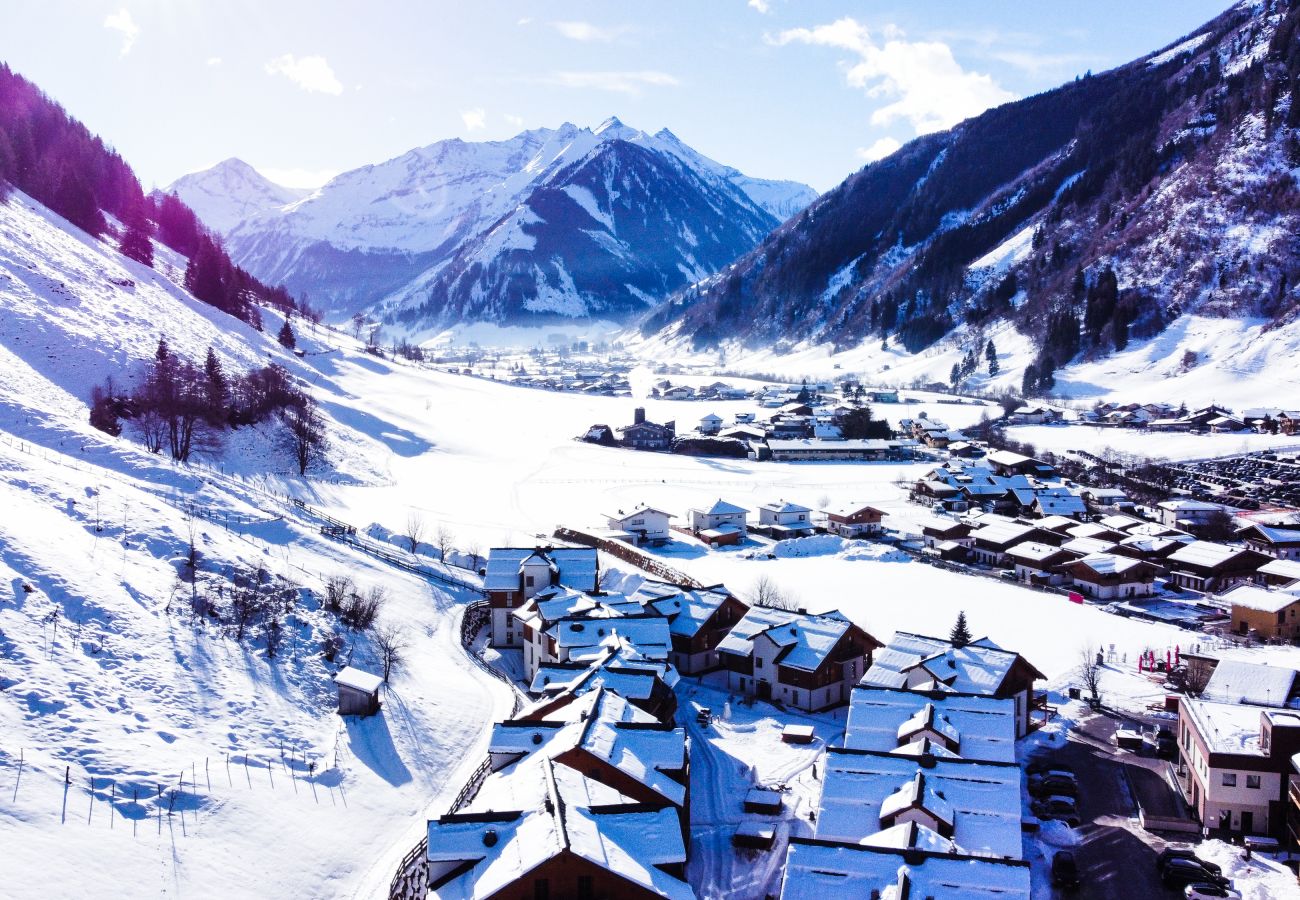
<box><xmin>4</xmin><ymin>1</ymin><xmax>1233</xmax><ymax>192</ymax></box>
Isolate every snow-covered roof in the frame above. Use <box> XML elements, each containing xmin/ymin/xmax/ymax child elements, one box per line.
<box><xmin>862</xmin><ymin>632</ymin><xmax>1041</xmax><ymax>696</ymax></box>
<box><xmin>1220</xmin><ymin>583</ymin><xmax>1300</xmax><ymax>614</ymax></box>
<box><xmin>718</xmin><ymin>606</ymin><xmax>869</xmax><ymax>672</ymax></box>
<box><xmin>694</xmin><ymin>498</ymin><xmax>749</xmax><ymax>516</ymax></box>
<box><xmin>1240</xmin><ymin>524</ymin><xmax>1300</xmax><ymax>546</ymax></box>
<box><xmin>1181</xmin><ymin>698</ymin><xmax>1273</xmax><ymax>757</ymax></box>
<box><xmin>483</xmin><ymin>547</ymin><xmax>598</xmax><ymax>592</ymax></box>
<box><xmin>641</xmin><ymin>583</ymin><xmax>740</xmax><ymax>638</ymax></box>
<box><xmin>969</xmin><ymin>521</ymin><xmax>1040</xmax><ymax>547</ymax></box>
<box><xmin>824</xmin><ymin>501</ymin><xmax>887</xmax><ymax>519</ymax></box>
<box><xmin>1202</xmin><ymin>659</ymin><xmax>1299</xmax><ymax>707</ymax></box>
<box><xmin>782</xmin><ymin>839</ymin><xmax>1032</xmax><ymax>900</ymax></box>
<box><xmin>1006</xmin><ymin>541</ymin><xmax>1070</xmax><ymax>565</ymax></box>
<box><xmin>986</xmin><ymin>449</ymin><xmax>1033</xmax><ymax>467</ymax></box>
<box><xmin>844</xmin><ymin>687</ymin><xmax>1016</xmax><ymax>763</ymax></box>
<box><xmin>333</xmin><ymin>666</ymin><xmax>383</xmax><ymax>694</ymax></box>
<box><xmin>605</xmin><ymin>505</ymin><xmax>674</xmax><ymax>524</ymax></box>
<box><xmin>1258</xmin><ymin>559</ymin><xmax>1300</xmax><ymax>583</ymax></box>
<box><xmin>815</xmin><ymin>749</ymin><xmax>1022</xmax><ymax>856</ymax></box>
<box><xmin>1158</xmin><ymin>499</ymin><xmax>1223</xmax><ymax>512</ymax></box>
<box><xmin>1068</xmin><ymin>553</ymin><xmax>1150</xmax><ymax>577</ymax></box>
<box><xmin>1059</xmin><ymin>537</ymin><xmax>1119</xmax><ymax>557</ymax></box>
<box><xmin>1100</xmin><ymin>513</ymin><xmax>1146</xmax><ymax>530</ymax></box>
<box><xmin>1033</xmin><ymin>493</ymin><xmax>1086</xmax><ymax>516</ymax></box>
<box><xmin>759</xmin><ymin>499</ymin><xmax>813</xmax><ymax>514</ymax></box>
<box><xmin>767</xmin><ymin>438</ymin><xmax>901</xmax><ymax>452</ymax></box>
<box><xmin>1168</xmin><ymin>540</ymin><xmax>1252</xmax><ymax>570</ymax></box>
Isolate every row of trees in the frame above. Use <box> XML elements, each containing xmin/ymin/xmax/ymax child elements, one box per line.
<box><xmin>0</xmin><ymin>62</ymin><xmax>308</xmax><ymax>328</ymax></box>
<box><xmin>89</xmin><ymin>338</ymin><xmax>327</xmax><ymax>473</ymax></box>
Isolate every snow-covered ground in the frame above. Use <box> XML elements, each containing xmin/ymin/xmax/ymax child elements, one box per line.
<box><xmin>5</xmin><ymin>185</ymin><xmax>1300</xmax><ymax>898</ymax></box>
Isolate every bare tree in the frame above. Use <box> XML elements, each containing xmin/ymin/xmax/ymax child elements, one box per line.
<box><xmin>264</xmin><ymin>617</ymin><xmax>283</xmax><ymax>658</ymax></box>
<box><xmin>465</xmin><ymin>541</ymin><xmax>483</xmax><ymax>572</ymax></box>
<box><xmin>403</xmin><ymin>511</ymin><xmax>426</xmax><ymax>554</ymax></box>
<box><xmin>324</xmin><ymin>574</ymin><xmax>354</xmax><ymax>614</ymax></box>
<box><xmin>750</xmin><ymin>574</ymin><xmax>796</xmax><ymax>611</ymax></box>
<box><xmin>1183</xmin><ymin>655</ymin><xmax>1215</xmax><ymax>697</ymax></box>
<box><xmin>1077</xmin><ymin>645</ymin><xmax>1104</xmax><ymax>707</ymax></box>
<box><xmin>350</xmin><ymin>312</ymin><xmax>366</xmax><ymax>340</ymax></box>
<box><xmin>435</xmin><ymin>525</ymin><xmax>455</xmax><ymax>563</ymax></box>
<box><xmin>280</xmin><ymin>398</ymin><xmax>328</xmax><ymax>476</ymax></box>
<box><xmin>375</xmin><ymin>624</ymin><xmax>410</xmax><ymax>682</ymax></box>
<box><xmin>342</xmin><ymin>585</ymin><xmax>385</xmax><ymax>630</ymax></box>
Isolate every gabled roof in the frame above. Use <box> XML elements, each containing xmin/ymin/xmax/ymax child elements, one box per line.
<box><xmin>781</xmin><ymin>839</ymin><xmax>1032</xmax><ymax>900</ymax></box>
<box><xmin>1168</xmin><ymin>540</ymin><xmax>1257</xmax><ymax>570</ymax></box>
<box><xmin>845</xmin><ymin>687</ymin><xmax>1016</xmax><ymax>763</ymax></box>
<box><xmin>605</xmin><ymin>505</ymin><xmax>675</xmax><ymax>524</ymax></box>
<box><xmin>760</xmin><ymin>499</ymin><xmax>813</xmax><ymax>514</ymax></box>
<box><xmin>1066</xmin><ymin>552</ymin><xmax>1154</xmax><ymax>578</ymax></box>
<box><xmin>641</xmin><ymin>583</ymin><xmax>743</xmax><ymax>638</ymax></box>
<box><xmin>717</xmin><ymin>606</ymin><xmax>876</xmax><ymax>671</ymax></box>
<box><xmin>1203</xmin><ymin>659</ymin><xmax>1300</xmax><ymax>707</ymax></box>
<box><xmin>694</xmin><ymin>498</ymin><xmax>749</xmax><ymax>516</ymax></box>
<box><xmin>1258</xmin><ymin>558</ymin><xmax>1300</xmax><ymax>583</ymax></box>
<box><xmin>333</xmin><ymin>666</ymin><xmax>383</xmax><ymax>694</ymax></box>
<box><xmin>484</xmin><ymin>547</ymin><xmax>598</xmax><ymax>592</ymax></box>
<box><xmin>863</xmin><ymin>632</ymin><xmax>1044</xmax><ymax>695</ymax></box>
<box><xmin>1239</xmin><ymin>523</ymin><xmax>1300</xmax><ymax>546</ymax></box>
<box><xmin>1006</xmin><ymin>541</ymin><xmax>1071</xmax><ymax>565</ymax></box>
<box><xmin>1221</xmin><ymin>583</ymin><xmax>1300</xmax><ymax>614</ymax></box>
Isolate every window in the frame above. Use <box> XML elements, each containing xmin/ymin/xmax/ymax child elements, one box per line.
<box><xmin>1222</xmin><ymin>773</ymin><xmax>1237</xmax><ymax>787</ymax></box>
<box><xmin>755</xmin><ymin>657</ymin><xmax>763</xmax><ymax>668</ymax></box>
<box><xmin>577</xmin><ymin>876</ymin><xmax>592</xmax><ymax>900</ymax></box>
<box><xmin>792</xmin><ymin>691</ymin><xmax>800</xmax><ymax>705</ymax></box>
<box><xmin>1247</xmin><ymin>775</ymin><xmax>1261</xmax><ymax>789</ymax></box>
<box><xmin>525</xmin><ymin>575</ymin><xmax>535</xmax><ymax>587</ymax></box>
<box><xmin>533</xmin><ymin>879</ymin><xmax>549</xmax><ymax>900</ymax></box>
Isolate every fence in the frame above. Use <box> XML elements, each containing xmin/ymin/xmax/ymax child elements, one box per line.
<box><xmin>552</xmin><ymin>526</ymin><xmax>702</xmax><ymax>587</ymax></box>
<box><xmin>459</xmin><ymin>600</ymin><xmax>525</xmax><ymax>716</ymax></box>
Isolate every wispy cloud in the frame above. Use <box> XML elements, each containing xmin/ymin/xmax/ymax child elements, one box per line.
<box><xmin>504</xmin><ymin>113</ymin><xmax>525</xmax><ymax>129</ymax></box>
<box><xmin>103</xmin><ymin>9</ymin><xmax>139</xmax><ymax>56</ymax></box>
<box><xmin>541</xmin><ymin>70</ymin><xmax>679</xmax><ymax>95</ymax></box>
<box><xmin>461</xmin><ymin>108</ymin><xmax>487</xmax><ymax>131</ymax></box>
<box><xmin>206</xmin><ymin>57</ymin><xmax>222</xmax><ymax>67</ymax></box>
<box><xmin>265</xmin><ymin>54</ymin><xmax>343</xmax><ymax>95</ymax></box>
<box><xmin>747</xmin><ymin>0</ymin><xmax>772</xmax><ymax>14</ymax></box>
<box><xmin>772</xmin><ymin>17</ymin><xmax>1014</xmax><ymax>135</ymax></box>
<box><xmin>551</xmin><ymin>21</ymin><xmax>630</xmax><ymax>42</ymax></box>
<box><xmin>856</xmin><ymin>137</ymin><xmax>901</xmax><ymax>162</ymax></box>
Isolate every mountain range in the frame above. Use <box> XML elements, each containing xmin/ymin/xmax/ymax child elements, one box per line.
<box><xmin>642</xmin><ymin>0</ymin><xmax>1300</xmax><ymax>393</ymax></box>
<box><xmin>169</xmin><ymin>119</ymin><xmax>817</xmax><ymax>328</ymax></box>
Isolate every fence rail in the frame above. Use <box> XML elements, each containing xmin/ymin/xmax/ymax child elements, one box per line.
<box><xmin>552</xmin><ymin>526</ymin><xmax>702</xmax><ymax>587</ymax></box>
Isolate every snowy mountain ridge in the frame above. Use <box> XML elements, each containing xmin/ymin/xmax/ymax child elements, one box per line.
<box><xmin>163</xmin><ymin>158</ymin><xmax>308</xmax><ymax>235</ymax></box>
<box><xmin>168</xmin><ymin>119</ymin><xmax>817</xmax><ymax>327</ymax></box>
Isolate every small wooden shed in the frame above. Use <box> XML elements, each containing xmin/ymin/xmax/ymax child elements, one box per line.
<box><xmin>744</xmin><ymin>787</ymin><xmax>783</xmax><ymax>815</ymax></box>
<box><xmin>334</xmin><ymin>666</ymin><xmax>383</xmax><ymax>716</ymax></box>
<box><xmin>781</xmin><ymin>724</ymin><xmax>815</xmax><ymax>744</ymax></box>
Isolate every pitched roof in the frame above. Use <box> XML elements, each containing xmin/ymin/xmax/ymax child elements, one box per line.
<box><xmin>695</xmin><ymin>498</ymin><xmax>749</xmax><ymax>516</ymax></box>
<box><xmin>1221</xmin><ymin>583</ymin><xmax>1300</xmax><ymax>614</ymax></box>
<box><xmin>1203</xmin><ymin>659</ymin><xmax>1300</xmax><ymax>707</ymax></box>
<box><xmin>718</xmin><ymin>606</ymin><xmax>872</xmax><ymax>671</ymax></box>
<box><xmin>781</xmin><ymin>839</ymin><xmax>1032</xmax><ymax>900</ymax></box>
<box><xmin>863</xmin><ymin>632</ymin><xmax>1043</xmax><ymax>695</ymax></box>
<box><xmin>333</xmin><ymin>666</ymin><xmax>383</xmax><ymax>694</ymax></box>
<box><xmin>845</xmin><ymin>687</ymin><xmax>1016</xmax><ymax>763</ymax></box>
<box><xmin>483</xmin><ymin>547</ymin><xmax>598</xmax><ymax>592</ymax></box>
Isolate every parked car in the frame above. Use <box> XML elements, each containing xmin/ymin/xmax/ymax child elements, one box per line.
<box><xmin>1031</xmin><ymin>795</ymin><xmax>1080</xmax><ymax>827</ymax></box>
<box><xmin>1029</xmin><ymin>773</ymin><xmax>1079</xmax><ymax>798</ymax></box>
<box><xmin>1184</xmin><ymin>884</ymin><xmax>1241</xmax><ymax>900</ymax></box>
<box><xmin>1027</xmin><ymin>758</ymin><xmax>1074</xmax><ymax>778</ymax></box>
<box><xmin>1051</xmin><ymin>850</ymin><xmax>1081</xmax><ymax>888</ymax></box>
<box><xmin>1163</xmin><ymin>859</ymin><xmax>1230</xmax><ymax>890</ymax></box>
<box><xmin>1156</xmin><ymin>848</ymin><xmax>1222</xmax><ymax>876</ymax></box>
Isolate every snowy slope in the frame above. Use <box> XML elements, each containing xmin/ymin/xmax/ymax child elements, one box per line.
<box><xmin>165</xmin><ymin>158</ymin><xmax>308</xmax><ymax>235</ymax></box>
<box><xmin>190</xmin><ymin>119</ymin><xmax>814</xmax><ymax>324</ymax></box>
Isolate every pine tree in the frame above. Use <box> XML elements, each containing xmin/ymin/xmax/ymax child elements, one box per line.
<box><xmin>985</xmin><ymin>339</ymin><xmax>1000</xmax><ymax>375</ymax></box>
<box><xmin>203</xmin><ymin>347</ymin><xmax>229</xmax><ymax>426</ymax></box>
<box><xmin>277</xmin><ymin>318</ymin><xmax>296</xmax><ymax>350</ymax></box>
<box><xmin>949</xmin><ymin>611</ymin><xmax>972</xmax><ymax>649</ymax></box>
<box><xmin>118</xmin><ymin>195</ymin><xmax>154</xmax><ymax>267</ymax></box>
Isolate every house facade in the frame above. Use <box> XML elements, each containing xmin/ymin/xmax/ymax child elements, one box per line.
<box><xmin>1166</xmin><ymin>541</ymin><xmax>1270</xmax><ymax>593</ymax></box>
<box><xmin>824</xmin><ymin>503</ymin><xmax>887</xmax><ymax>538</ymax></box>
<box><xmin>1064</xmin><ymin>553</ymin><xmax>1161</xmax><ymax>600</ymax></box>
<box><xmin>1223</xmin><ymin>584</ymin><xmax>1300</xmax><ymax>641</ymax></box>
<box><xmin>757</xmin><ymin>500</ymin><xmax>814</xmax><ymax>537</ymax></box>
<box><xmin>688</xmin><ymin>499</ymin><xmax>749</xmax><ymax>544</ymax></box>
<box><xmin>1240</xmin><ymin>524</ymin><xmax>1300</xmax><ymax>561</ymax></box>
<box><xmin>604</xmin><ymin>506</ymin><xmax>674</xmax><ymax>546</ymax></box>
<box><xmin>484</xmin><ymin>547</ymin><xmax>599</xmax><ymax>649</ymax></box>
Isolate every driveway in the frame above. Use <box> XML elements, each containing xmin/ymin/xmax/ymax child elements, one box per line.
<box><xmin>1034</xmin><ymin>708</ymin><xmax>1194</xmax><ymax>899</ymax></box>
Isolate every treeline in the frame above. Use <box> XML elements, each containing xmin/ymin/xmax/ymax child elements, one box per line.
<box><xmin>0</xmin><ymin>62</ymin><xmax>307</xmax><ymax>328</ymax></box>
<box><xmin>90</xmin><ymin>338</ymin><xmax>327</xmax><ymax>474</ymax></box>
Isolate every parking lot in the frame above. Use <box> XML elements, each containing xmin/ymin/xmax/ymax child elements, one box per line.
<box><xmin>1035</xmin><ymin>709</ymin><xmax>1197</xmax><ymax>898</ymax></box>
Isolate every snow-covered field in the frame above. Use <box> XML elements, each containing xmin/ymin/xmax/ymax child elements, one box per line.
<box><xmin>5</xmin><ymin>187</ymin><xmax>1300</xmax><ymax>898</ymax></box>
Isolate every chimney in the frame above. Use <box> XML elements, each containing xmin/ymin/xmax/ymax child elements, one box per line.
<box><xmin>634</xmin><ymin>407</ymin><xmax>646</xmax><ymax>425</ymax></box>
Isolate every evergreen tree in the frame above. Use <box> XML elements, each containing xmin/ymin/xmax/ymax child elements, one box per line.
<box><xmin>203</xmin><ymin>347</ymin><xmax>229</xmax><ymax>426</ymax></box>
<box><xmin>277</xmin><ymin>318</ymin><xmax>296</xmax><ymax>350</ymax></box>
<box><xmin>949</xmin><ymin>611</ymin><xmax>972</xmax><ymax>649</ymax></box>
<box><xmin>117</xmin><ymin>195</ymin><xmax>154</xmax><ymax>267</ymax></box>
<box><xmin>985</xmin><ymin>339</ymin><xmax>1000</xmax><ymax>375</ymax></box>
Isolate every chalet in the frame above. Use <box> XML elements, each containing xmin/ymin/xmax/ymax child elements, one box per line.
<box><xmin>1059</xmin><ymin>536</ymin><xmax>1120</xmax><ymax>558</ymax></box>
<box><xmin>769</xmin><ymin>417</ymin><xmax>813</xmax><ymax>440</ymax></box>
<box><xmin>1063</xmin><ymin>553</ymin><xmax>1160</xmax><ymax>600</ymax></box>
<box><xmin>661</xmin><ymin>385</ymin><xmax>695</xmax><ymax>400</ymax></box>
<box><xmin>1280</xmin><ymin>411</ymin><xmax>1300</xmax><ymax>435</ymax></box>
<box><xmin>1222</xmin><ymin>584</ymin><xmax>1300</xmax><ymax>641</ymax></box>
<box><xmin>862</xmin><ymin>633</ymin><xmax>1046</xmax><ymax>737</ymax></box>
<box><xmin>604</xmin><ymin>505</ymin><xmax>674</xmax><ymax>547</ymax></box>
<box><xmin>1006</xmin><ymin>542</ymin><xmax>1075</xmax><ymax>586</ymax></box>
<box><xmin>429</xmin><ymin>690</ymin><xmax>692</xmax><ymax>899</ymax></box>
<box><xmin>617</xmin><ymin>408</ymin><xmax>676</xmax><ymax>451</ymax></box>
<box><xmin>527</xmin><ymin>648</ymin><xmax>678</xmax><ymax>723</ymax></box>
<box><xmin>581</xmin><ymin>424</ymin><xmax>616</xmax><ymax>445</ymax></box>
<box><xmin>823</xmin><ymin>503</ymin><xmax>887</xmax><ymax>539</ymax></box>
<box><xmin>1028</xmin><ymin>489</ymin><xmax>1087</xmax><ymax>520</ymax></box>
<box><xmin>1166</xmin><ymin>541</ymin><xmax>1270</xmax><ymax>593</ymax></box>
<box><xmin>757</xmin><ymin>500</ymin><xmax>814</xmax><ymax>537</ymax></box>
<box><xmin>1239</xmin><ymin>523</ymin><xmax>1300</xmax><ymax>561</ymax></box>
<box><xmin>844</xmin><ymin>686</ymin><xmax>1017</xmax><ymax>763</ymax></box>
<box><xmin>1177</xmin><ymin>698</ymin><xmax>1300</xmax><ymax>838</ymax></box>
<box><xmin>1157</xmin><ymin>499</ymin><xmax>1226</xmax><ymax>530</ymax></box>
<box><xmin>333</xmin><ymin>666</ymin><xmax>383</xmax><ymax>716</ymax></box>
<box><xmin>814</xmin><ymin>748</ymin><xmax>1023</xmax><ymax>857</ymax></box>
<box><xmin>698</xmin><ymin>413</ymin><xmax>724</xmax><ymax>435</ymax></box>
<box><xmin>640</xmin><ymin>581</ymin><xmax>750</xmax><ymax>674</ymax></box>
<box><xmin>1199</xmin><ymin>658</ymin><xmax>1300</xmax><ymax>707</ymax></box>
<box><xmin>687</xmin><ymin>499</ymin><xmax>749</xmax><ymax>545</ymax></box>
<box><xmin>1209</xmin><ymin>415</ymin><xmax>1247</xmax><ymax>433</ymax></box>
<box><xmin>484</xmin><ymin>547</ymin><xmax>599</xmax><ymax>649</ymax></box>
<box><xmin>512</xmin><ymin>586</ymin><xmax>672</xmax><ymax>681</ymax></box>
<box><xmin>1081</xmin><ymin>486</ymin><xmax>1133</xmax><ymax>513</ymax></box>
<box><xmin>985</xmin><ymin>449</ymin><xmax>1056</xmax><ymax>478</ymax></box>
<box><xmin>968</xmin><ymin>520</ymin><xmax>1063</xmax><ymax>567</ymax></box>
<box><xmin>1116</xmin><ymin>535</ymin><xmax>1193</xmax><ymax>564</ymax></box>
<box><xmin>717</xmin><ymin>607</ymin><xmax>881</xmax><ymax>711</ymax></box>
<box><xmin>1257</xmin><ymin>558</ymin><xmax>1300</xmax><ymax>587</ymax></box>
<box><xmin>781</xmin><ymin>838</ymin><xmax>1031</xmax><ymax>900</ymax></box>
<box><xmin>1067</xmin><ymin>522</ymin><xmax>1128</xmax><ymax>543</ymax></box>
<box><xmin>867</xmin><ymin>389</ymin><xmax>899</xmax><ymax>403</ymax></box>
<box><xmin>1009</xmin><ymin>405</ymin><xmax>1057</xmax><ymax>425</ymax></box>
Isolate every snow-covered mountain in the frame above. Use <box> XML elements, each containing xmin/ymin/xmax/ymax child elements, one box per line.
<box><xmin>165</xmin><ymin>158</ymin><xmax>308</xmax><ymax>235</ymax></box>
<box><xmin>171</xmin><ymin>119</ymin><xmax>816</xmax><ymax>327</ymax></box>
<box><xmin>644</xmin><ymin>0</ymin><xmax>1300</xmax><ymax>396</ymax></box>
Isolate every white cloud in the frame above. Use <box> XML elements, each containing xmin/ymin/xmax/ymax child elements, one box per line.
<box><xmin>748</xmin><ymin>0</ymin><xmax>772</xmax><ymax>13</ymax></box>
<box><xmin>772</xmin><ymin>17</ymin><xmax>1014</xmax><ymax>135</ymax></box>
<box><xmin>264</xmin><ymin>54</ymin><xmax>343</xmax><ymax>95</ymax></box>
<box><xmin>551</xmin><ymin>21</ymin><xmax>629</xmax><ymax>42</ymax></box>
<box><xmin>504</xmin><ymin>114</ymin><xmax>525</xmax><ymax>129</ymax></box>
<box><xmin>206</xmin><ymin>57</ymin><xmax>222</xmax><ymax>66</ymax></box>
<box><xmin>260</xmin><ymin>167</ymin><xmax>338</xmax><ymax>190</ymax></box>
<box><xmin>103</xmin><ymin>9</ymin><xmax>139</xmax><ymax>56</ymax></box>
<box><xmin>856</xmin><ymin>137</ymin><xmax>902</xmax><ymax>162</ymax></box>
<box><xmin>461</xmin><ymin>108</ymin><xmax>487</xmax><ymax>131</ymax></box>
<box><xmin>543</xmin><ymin>70</ymin><xmax>679</xmax><ymax>95</ymax></box>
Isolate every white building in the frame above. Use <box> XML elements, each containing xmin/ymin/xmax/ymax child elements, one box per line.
<box><xmin>757</xmin><ymin>500</ymin><xmax>814</xmax><ymax>537</ymax></box>
<box><xmin>688</xmin><ymin>498</ymin><xmax>750</xmax><ymax>543</ymax></box>
<box><xmin>604</xmin><ymin>505</ymin><xmax>674</xmax><ymax>546</ymax></box>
